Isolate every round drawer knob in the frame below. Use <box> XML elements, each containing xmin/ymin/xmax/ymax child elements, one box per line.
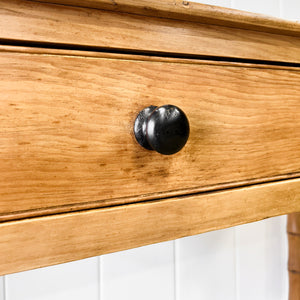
<box><xmin>134</xmin><ymin>105</ymin><xmax>190</xmax><ymax>155</ymax></box>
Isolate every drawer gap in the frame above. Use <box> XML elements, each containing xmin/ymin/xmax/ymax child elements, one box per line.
<box><xmin>1</xmin><ymin>38</ymin><xmax>300</xmax><ymax>68</ymax></box>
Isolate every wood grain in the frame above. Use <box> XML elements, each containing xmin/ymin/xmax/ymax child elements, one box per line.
<box><xmin>288</xmin><ymin>213</ymin><xmax>300</xmax><ymax>234</ymax></box>
<box><xmin>30</xmin><ymin>0</ymin><xmax>300</xmax><ymax>37</ymax></box>
<box><xmin>0</xmin><ymin>178</ymin><xmax>299</xmax><ymax>276</ymax></box>
<box><xmin>1</xmin><ymin>50</ymin><xmax>300</xmax><ymax>220</ymax></box>
<box><xmin>289</xmin><ymin>273</ymin><xmax>300</xmax><ymax>300</ymax></box>
<box><xmin>1</xmin><ymin>0</ymin><xmax>300</xmax><ymax>63</ymax></box>
<box><xmin>289</xmin><ymin>234</ymin><xmax>300</xmax><ymax>272</ymax></box>
<box><xmin>288</xmin><ymin>212</ymin><xmax>300</xmax><ymax>300</ymax></box>
<box><xmin>3</xmin><ymin>45</ymin><xmax>300</xmax><ymax>71</ymax></box>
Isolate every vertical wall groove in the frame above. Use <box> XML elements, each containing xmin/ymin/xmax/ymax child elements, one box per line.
<box><xmin>174</xmin><ymin>240</ymin><xmax>179</xmax><ymax>300</ymax></box>
<box><xmin>3</xmin><ymin>276</ymin><xmax>7</xmax><ymax>300</ymax></box>
<box><xmin>234</xmin><ymin>228</ymin><xmax>239</xmax><ymax>300</ymax></box>
<box><xmin>97</xmin><ymin>257</ymin><xmax>101</xmax><ymax>300</ymax></box>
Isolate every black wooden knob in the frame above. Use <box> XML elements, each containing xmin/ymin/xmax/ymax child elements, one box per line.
<box><xmin>134</xmin><ymin>105</ymin><xmax>190</xmax><ymax>155</ymax></box>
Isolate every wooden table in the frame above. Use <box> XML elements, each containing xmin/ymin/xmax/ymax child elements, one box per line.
<box><xmin>0</xmin><ymin>0</ymin><xmax>299</xmax><ymax>297</ymax></box>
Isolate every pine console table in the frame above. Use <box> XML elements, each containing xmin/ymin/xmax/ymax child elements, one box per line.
<box><xmin>0</xmin><ymin>0</ymin><xmax>299</xmax><ymax>297</ymax></box>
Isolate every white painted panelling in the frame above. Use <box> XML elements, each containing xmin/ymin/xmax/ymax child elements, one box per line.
<box><xmin>281</xmin><ymin>0</ymin><xmax>300</xmax><ymax>20</ymax></box>
<box><xmin>235</xmin><ymin>220</ymin><xmax>267</xmax><ymax>300</ymax></box>
<box><xmin>0</xmin><ymin>277</ymin><xmax>4</xmax><ymax>300</ymax></box>
<box><xmin>100</xmin><ymin>241</ymin><xmax>175</xmax><ymax>300</ymax></box>
<box><xmin>176</xmin><ymin>227</ymin><xmax>236</xmax><ymax>300</ymax></box>
<box><xmin>5</xmin><ymin>257</ymin><xmax>99</xmax><ymax>300</ymax></box>
<box><xmin>264</xmin><ymin>216</ymin><xmax>288</xmax><ymax>300</ymax></box>
<box><xmin>191</xmin><ymin>0</ymin><xmax>231</xmax><ymax>8</ymax></box>
<box><xmin>235</xmin><ymin>216</ymin><xmax>288</xmax><ymax>300</ymax></box>
<box><xmin>231</xmin><ymin>0</ymin><xmax>280</xmax><ymax>17</ymax></box>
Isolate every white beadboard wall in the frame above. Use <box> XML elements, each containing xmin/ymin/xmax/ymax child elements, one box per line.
<box><xmin>1</xmin><ymin>1</ymin><xmax>299</xmax><ymax>300</ymax></box>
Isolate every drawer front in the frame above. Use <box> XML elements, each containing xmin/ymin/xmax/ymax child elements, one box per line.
<box><xmin>1</xmin><ymin>49</ymin><xmax>300</xmax><ymax>220</ymax></box>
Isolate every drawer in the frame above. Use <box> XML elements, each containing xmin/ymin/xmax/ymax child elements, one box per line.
<box><xmin>1</xmin><ymin>47</ymin><xmax>300</xmax><ymax>220</ymax></box>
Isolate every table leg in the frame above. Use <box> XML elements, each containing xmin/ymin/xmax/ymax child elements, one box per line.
<box><xmin>288</xmin><ymin>213</ymin><xmax>300</xmax><ymax>300</ymax></box>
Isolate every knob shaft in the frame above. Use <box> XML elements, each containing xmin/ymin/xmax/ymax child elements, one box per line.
<box><xmin>134</xmin><ymin>105</ymin><xmax>190</xmax><ymax>155</ymax></box>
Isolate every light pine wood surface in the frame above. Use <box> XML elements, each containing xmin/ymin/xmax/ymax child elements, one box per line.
<box><xmin>1</xmin><ymin>0</ymin><xmax>300</xmax><ymax>63</ymax></box>
<box><xmin>0</xmin><ymin>49</ymin><xmax>300</xmax><ymax>220</ymax></box>
<box><xmin>0</xmin><ymin>178</ymin><xmax>299</xmax><ymax>276</ymax></box>
<box><xmin>20</xmin><ymin>0</ymin><xmax>300</xmax><ymax>36</ymax></box>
